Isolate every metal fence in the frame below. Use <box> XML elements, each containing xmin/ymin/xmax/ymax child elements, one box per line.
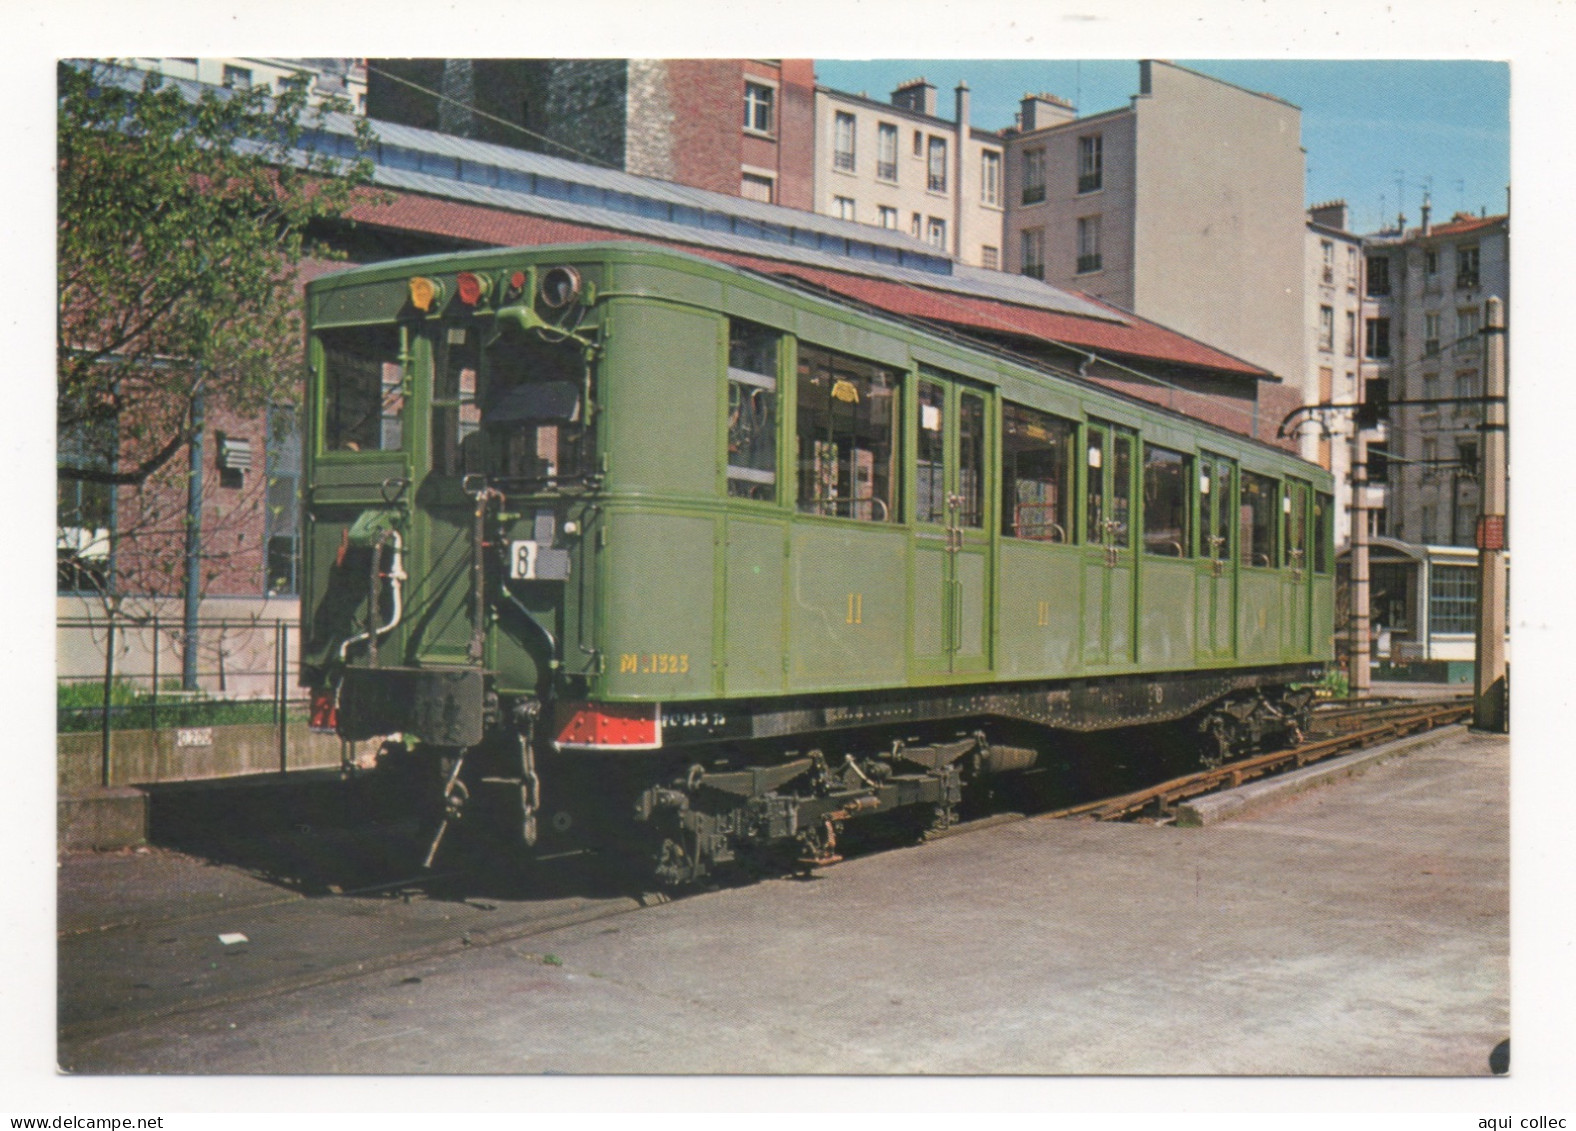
<box><xmin>58</xmin><ymin>616</ymin><xmax>308</xmax><ymax>772</ymax></box>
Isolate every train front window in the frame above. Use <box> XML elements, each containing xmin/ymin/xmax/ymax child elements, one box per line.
<box><xmin>796</xmin><ymin>345</ymin><xmax>900</xmax><ymax>522</ymax></box>
<box><xmin>320</xmin><ymin>324</ymin><xmax>403</xmax><ymax>453</ymax></box>
<box><xmin>432</xmin><ymin>324</ymin><xmax>481</xmax><ymax>476</ymax></box>
<box><xmin>482</xmin><ymin>333</ymin><xmax>591</xmax><ymax>483</ymax></box>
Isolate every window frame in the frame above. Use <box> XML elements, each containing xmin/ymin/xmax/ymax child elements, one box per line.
<box><xmin>1000</xmin><ymin>401</ymin><xmax>1077</xmax><ymax>544</ymax></box>
<box><xmin>980</xmin><ymin>149</ymin><xmax>1001</xmax><ymax>207</ymax></box>
<box><xmin>1077</xmin><ymin>133</ymin><xmax>1103</xmax><ymax>193</ymax></box>
<box><xmin>832</xmin><ymin>111</ymin><xmax>857</xmax><ymax>172</ymax></box>
<box><xmin>744</xmin><ymin>81</ymin><xmax>776</xmax><ymax>136</ymax></box>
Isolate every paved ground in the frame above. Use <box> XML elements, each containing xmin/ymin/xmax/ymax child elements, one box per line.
<box><xmin>58</xmin><ymin>726</ymin><xmax>1507</xmax><ymax>1076</ymax></box>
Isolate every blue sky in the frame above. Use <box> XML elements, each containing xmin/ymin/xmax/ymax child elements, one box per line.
<box><xmin>813</xmin><ymin>59</ymin><xmax>1510</xmax><ymax>236</ymax></box>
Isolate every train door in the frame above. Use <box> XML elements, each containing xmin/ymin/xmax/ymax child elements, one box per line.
<box><xmin>912</xmin><ymin>371</ymin><xmax>992</xmax><ymax>675</ymax></box>
<box><xmin>1080</xmin><ymin>422</ymin><xmax>1137</xmax><ymax>666</ymax></box>
<box><xmin>1195</xmin><ymin>453</ymin><xmax>1237</xmax><ymax>661</ymax></box>
<box><xmin>416</xmin><ymin>321</ymin><xmax>485</xmax><ymax>662</ymax></box>
<box><xmin>1281</xmin><ymin>479</ymin><xmax>1312</xmax><ymax>655</ymax></box>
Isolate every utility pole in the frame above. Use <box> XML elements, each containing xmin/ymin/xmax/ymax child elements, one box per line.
<box><xmin>1473</xmin><ymin>297</ymin><xmax>1508</xmax><ymax>731</ymax></box>
<box><xmin>182</xmin><ymin>389</ymin><xmax>205</xmax><ymax>691</ymax></box>
<box><xmin>1349</xmin><ymin>427</ymin><xmax>1371</xmax><ymax>696</ymax></box>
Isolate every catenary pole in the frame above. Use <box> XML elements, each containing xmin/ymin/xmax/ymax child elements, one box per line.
<box><xmin>1473</xmin><ymin>297</ymin><xmax>1508</xmax><ymax>731</ymax></box>
<box><xmin>1350</xmin><ymin>428</ymin><xmax>1371</xmax><ymax>695</ymax></box>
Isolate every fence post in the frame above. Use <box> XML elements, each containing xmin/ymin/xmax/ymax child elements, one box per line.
<box><xmin>276</xmin><ymin>620</ymin><xmax>288</xmax><ymax>775</ymax></box>
<box><xmin>100</xmin><ymin>614</ymin><xmax>115</xmax><ymax>789</ymax></box>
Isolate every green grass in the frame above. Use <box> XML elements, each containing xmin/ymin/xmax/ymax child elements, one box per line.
<box><xmin>57</xmin><ymin>680</ymin><xmax>306</xmax><ymax>733</ymax></box>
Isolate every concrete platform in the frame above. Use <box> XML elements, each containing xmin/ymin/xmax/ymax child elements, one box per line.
<box><xmin>57</xmin><ymin>724</ymin><xmax>1509</xmax><ymax>1076</ymax></box>
<box><xmin>57</xmin><ymin>787</ymin><xmax>147</xmax><ymax>851</ymax></box>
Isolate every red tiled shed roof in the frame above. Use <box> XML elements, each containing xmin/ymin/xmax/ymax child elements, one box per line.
<box><xmin>346</xmin><ymin>189</ymin><xmax>1272</xmax><ymax>381</ymax></box>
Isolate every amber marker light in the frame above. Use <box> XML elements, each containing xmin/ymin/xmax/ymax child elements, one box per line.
<box><xmin>409</xmin><ymin>275</ymin><xmax>442</xmax><ymax>312</ymax></box>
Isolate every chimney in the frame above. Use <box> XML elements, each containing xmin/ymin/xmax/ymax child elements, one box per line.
<box><xmin>1019</xmin><ymin>91</ymin><xmax>1076</xmax><ymax>132</ymax></box>
<box><xmin>1420</xmin><ymin>192</ymin><xmax>1432</xmax><ymax>237</ymax></box>
<box><xmin>954</xmin><ymin>81</ymin><xmax>971</xmax><ymax>130</ymax></box>
<box><xmin>891</xmin><ymin>77</ymin><xmax>937</xmax><ymax>117</ymax></box>
<box><xmin>1308</xmin><ymin>200</ymin><xmax>1349</xmax><ymax>231</ymax></box>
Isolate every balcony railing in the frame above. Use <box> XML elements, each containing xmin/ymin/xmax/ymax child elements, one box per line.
<box><xmin>1078</xmin><ymin>171</ymin><xmax>1102</xmax><ymax>193</ymax></box>
<box><xmin>1076</xmin><ymin>253</ymin><xmax>1103</xmax><ymax>274</ymax></box>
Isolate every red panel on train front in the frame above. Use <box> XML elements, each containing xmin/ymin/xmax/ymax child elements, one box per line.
<box><xmin>554</xmin><ymin>702</ymin><xmax>662</xmax><ymax>750</ymax></box>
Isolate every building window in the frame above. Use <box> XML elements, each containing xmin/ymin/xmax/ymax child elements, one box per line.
<box><xmin>741</xmin><ymin>173</ymin><xmax>774</xmax><ymax>203</ymax></box>
<box><xmin>876</xmin><ymin>123</ymin><xmax>898</xmax><ymax>182</ymax></box>
<box><xmin>1457</xmin><ymin>438</ymin><xmax>1479</xmax><ymax>478</ymax></box>
<box><xmin>926</xmin><ymin>217</ymin><xmax>947</xmax><ymax>249</ymax></box>
<box><xmin>1000</xmin><ymin>402</ymin><xmax>1075</xmax><ymax>541</ymax></box>
<box><xmin>981</xmin><ymin>150</ymin><xmax>1001</xmax><ymax>206</ymax></box>
<box><xmin>727</xmin><ymin>321</ymin><xmax>780</xmax><ymax>502</ymax></box>
<box><xmin>264</xmin><ymin>404</ymin><xmax>303</xmax><ymax>596</ymax></box>
<box><xmin>796</xmin><ymin>345</ymin><xmax>901</xmax><ymax>523</ymax></box>
<box><xmin>1346</xmin><ymin>246</ymin><xmax>1359</xmax><ymax>291</ymax></box>
<box><xmin>910</xmin><ymin>213</ymin><xmax>922</xmax><ymax>238</ymax></box>
<box><xmin>1345</xmin><ymin>311</ymin><xmax>1357</xmax><ymax>357</ymax></box>
<box><xmin>1364</xmin><ymin>317</ymin><xmax>1391</xmax><ymax>360</ymax></box>
<box><xmin>1456</xmin><ymin>305</ymin><xmax>1481</xmax><ymax>351</ymax></box>
<box><xmin>222</xmin><ymin>64</ymin><xmax>253</xmax><ymax>90</ymax></box>
<box><xmin>1424</xmin><ymin>312</ymin><xmax>1441</xmax><ymax>356</ymax></box>
<box><xmin>1425</xmin><ymin>248</ymin><xmax>1438</xmax><ymax>276</ymax></box>
<box><xmin>744</xmin><ymin>82</ymin><xmax>774</xmax><ymax>134</ymax></box>
<box><xmin>1320</xmin><ymin>240</ymin><xmax>1334</xmax><ymax>284</ymax></box>
<box><xmin>1456</xmin><ymin>245</ymin><xmax>1480</xmax><ymax>289</ymax></box>
<box><xmin>1076</xmin><ymin>216</ymin><xmax>1102</xmax><ymax>274</ymax></box>
<box><xmin>1423</xmin><ymin>371</ymin><xmax>1440</xmax><ymax>405</ymax></box>
<box><xmin>57</xmin><ymin>419</ymin><xmax>116</xmax><ymax>594</ymax></box>
<box><xmin>1318</xmin><ymin>305</ymin><xmax>1335</xmax><ymax>353</ymax></box>
<box><xmin>1366</xmin><ymin>255</ymin><xmax>1391</xmax><ymax>297</ymax></box>
<box><xmin>981</xmin><ymin>245</ymin><xmax>999</xmax><ymax>270</ymax></box>
<box><xmin>913</xmin><ymin>129</ymin><xmax>923</xmax><ymax>157</ymax></box>
<box><xmin>1077</xmin><ymin>134</ymin><xmax>1103</xmax><ymax>193</ymax></box>
<box><xmin>877</xmin><ymin>205</ymin><xmax>898</xmax><ymax>229</ymax></box>
<box><xmin>834</xmin><ymin>195</ymin><xmax>856</xmax><ymax>221</ymax></box>
<box><xmin>833</xmin><ymin>111</ymin><xmax>856</xmax><ymax>172</ymax></box>
<box><xmin>927</xmin><ymin>136</ymin><xmax>948</xmax><ymax>193</ymax></box>
<box><xmin>1430</xmin><ymin>564</ymin><xmax>1478</xmax><ymax>633</ymax></box>
<box><xmin>1419</xmin><ymin>504</ymin><xmax>1437</xmax><ymax>544</ymax></box>
<box><xmin>1020</xmin><ymin>227</ymin><xmax>1045</xmax><ymax>280</ymax></box>
<box><xmin>1021</xmin><ymin>148</ymin><xmax>1045</xmax><ymax>204</ymax></box>
<box><xmin>1456</xmin><ymin>370</ymin><xmax>1479</xmax><ymax>402</ymax></box>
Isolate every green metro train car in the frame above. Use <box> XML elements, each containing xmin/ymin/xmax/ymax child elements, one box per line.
<box><xmin>301</xmin><ymin>242</ymin><xmax>1334</xmax><ymax>881</ymax></box>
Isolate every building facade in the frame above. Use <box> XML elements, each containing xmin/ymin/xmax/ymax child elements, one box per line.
<box><xmin>811</xmin><ymin>78</ymin><xmax>1005</xmax><ymax>268</ymax></box>
<box><xmin>1362</xmin><ymin>206</ymin><xmax>1509</xmax><ymax>548</ymax></box>
<box><xmin>1302</xmin><ymin>200</ymin><xmax>1372</xmax><ymax>547</ymax></box>
<box><xmin>1002</xmin><ymin>61</ymin><xmax>1306</xmax><ymax>386</ymax></box>
<box><xmin>129</xmin><ymin>57</ymin><xmax>366</xmax><ymax>111</ymax></box>
<box><xmin>366</xmin><ymin>59</ymin><xmax>816</xmax><ymax>211</ymax></box>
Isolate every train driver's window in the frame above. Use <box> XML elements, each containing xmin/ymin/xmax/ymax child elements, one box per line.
<box><xmin>481</xmin><ymin>333</ymin><xmax>590</xmax><ymax>482</ymax></box>
<box><xmin>1000</xmin><ymin>402</ymin><xmax>1074</xmax><ymax>542</ymax></box>
<box><xmin>796</xmin><ymin>345</ymin><xmax>900</xmax><ymax>522</ymax></box>
<box><xmin>726</xmin><ymin>321</ymin><xmax>779</xmax><ymax>502</ymax></box>
<box><xmin>1313</xmin><ymin>491</ymin><xmax>1335</xmax><ymax>573</ymax></box>
<box><xmin>1142</xmin><ymin>444</ymin><xmax>1193</xmax><ymax>557</ymax></box>
<box><xmin>432</xmin><ymin>324</ymin><xmax>481</xmax><ymax>476</ymax></box>
<box><xmin>320</xmin><ymin>324</ymin><xmax>403</xmax><ymax>453</ymax></box>
<box><xmin>1239</xmin><ymin>471</ymin><xmax>1278</xmax><ymax>568</ymax></box>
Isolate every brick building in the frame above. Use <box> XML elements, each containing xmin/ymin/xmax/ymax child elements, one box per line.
<box><xmin>366</xmin><ymin>59</ymin><xmax>816</xmax><ymax>211</ymax></box>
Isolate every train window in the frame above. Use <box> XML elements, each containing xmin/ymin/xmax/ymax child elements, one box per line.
<box><xmin>1313</xmin><ymin>491</ymin><xmax>1334</xmax><ymax>573</ymax></box>
<box><xmin>1142</xmin><ymin>444</ymin><xmax>1193</xmax><ymax>557</ymax></box>
<box><xmin>958</xmin><ymin>391</ymin><xmax>985</xmax><ymax>528</ymax></box>
<box><xmin>320</xmin><ymin>324</ymin><xmax>403</xmax><ymax>453</ymax></box>
<box><xmin>481</xmin><ymin>332</ymin><xmax>591</xmax><ymax>483</ymax></box>
<box><xmin>796</xmin><ymin>345</ymin><xmax>900</xmax><ymax>522</ymax></box>
<box><xmin>1111</xmin><ymin>432</ymin><xmax>1133</xmax><ymax>547</ymax></box>
<box><xmin>1239</xmin><ymin>472</ymin><xmax>1278</xmax><ymax>568</ymax></box>
<box><xmin>1001</xmin><ymin>403</ymin><xmax>1075</xmax><ymax>542</ymax></box>
<box><xmin>432</xmin><ymin>325</ymin><xmax>481</xmax><ymax>476</ymax></box>
<box><xmin>726</xmin><ymin>321</ymin><xmax>779</xmax><ymax>502</ymax></box>
<box><xmin>1283</xmin><ymin>481</ymin><xmax>1309</xmax><ymax>570</ymax></box>
<box><xmin>1085</xmin><ymin>429</ymin><xmax>1104</xmax><ymax>544</ymax></box>
<box><xmin>916</xmin><ymin>381</ymin><xmax>946</xmax><ymax>524</ymax></box>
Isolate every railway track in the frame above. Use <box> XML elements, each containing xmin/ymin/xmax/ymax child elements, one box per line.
<box><xmin>1044</xmin><ymin>696</ymin><xmax>1473</xmax><ymax>824</ymax></box>
<box><xmin>61</xmin><ymin>697</ymin><xmax>1469</xmax><ymax>1051</ymax></box>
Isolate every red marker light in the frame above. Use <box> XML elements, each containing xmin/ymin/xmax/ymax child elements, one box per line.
<box><xmin>509</xmin><ymin>270</ymin><xmax>527</xmax><ymax>291</ymax></box>
<box><xmin>456</xmin><ymin>271</ymin><xmax>485</xmax><ymax>305</ymax></box>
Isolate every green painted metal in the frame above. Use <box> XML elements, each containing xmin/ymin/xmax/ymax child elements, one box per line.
<box><xmin>300</xmin><ymin>241</ymin><xmax>1336</xmax><ymax>719</ymax></box>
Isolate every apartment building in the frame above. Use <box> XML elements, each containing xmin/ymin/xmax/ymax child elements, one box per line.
<box><xmin>812</xmin><ymin>78</ymin><xmax>1005</xmax><ymax>268</ymax></box>
<box><xmin>129</xmin><ymin>57</ymin><xmax>366</xmax><ymax>111</ymax></box>
<box><xmin>1363</xmin><ymin>204</ymin><xmax>1509</xmax><ymax>549</ymax></box>
<box><xmin>366</xmin><ymin>59</ymin><xmax>816</xmax><ymax>210</ymax></box>
<box><xmin>1002</xmin><ymin>60</ymin><xmax>1306</xmax><ymax>386</ymax></box>
<box><xmin>1303</xmin><ymin>201</ymin><xmax>1371</xmax><ymax>547</ymax></box>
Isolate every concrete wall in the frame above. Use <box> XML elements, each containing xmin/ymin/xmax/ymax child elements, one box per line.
<box><xmin>1130</xmin><ymin>61</ymin><xmax>1306</xmax><ymax>384</ymax></box>
<box><xmin>59</xmin><ymin>722</ymin><xmax>347</xmax><ymax>794</ymax></box>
